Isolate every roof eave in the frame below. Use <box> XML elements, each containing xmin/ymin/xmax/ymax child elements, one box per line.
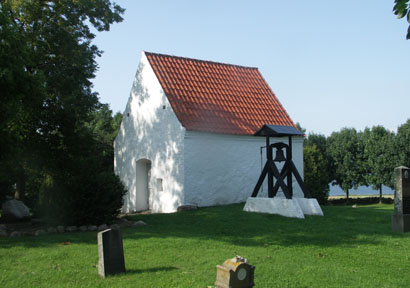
<box><xmin>254</xmin><ymin>124</ymin><xmax>304</xmax><ymax>137</ymax></box>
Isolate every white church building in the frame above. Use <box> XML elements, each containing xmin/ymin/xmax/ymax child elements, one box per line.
<box><xmin>114</xmin><ymin>51</ymin><xmax>305</xmax><ymax>213</ymax></box>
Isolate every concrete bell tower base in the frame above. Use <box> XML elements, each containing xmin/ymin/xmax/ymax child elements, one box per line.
<box><xmin>243</xmin><ymin>197</ymin><xmax>323</xmax><ymax>219</ymax></box>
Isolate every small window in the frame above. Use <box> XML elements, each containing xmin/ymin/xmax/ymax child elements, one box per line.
<box><xmin>157</xmin><ymin>178</ymin><xmax>163</xmax><ymax>191</ymax></box>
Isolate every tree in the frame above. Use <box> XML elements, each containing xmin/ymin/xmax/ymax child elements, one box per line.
<box><xmin>393</xmin><ymin>0</ymin><xmax>410</xmax><ymax>40</ymax></box>
<box><xmin>294</xmin><ymin>124</ymin><xmax>330</xmax><ymax>203</ymax></box>
<box><xmin>362</xmin><ymin>126</ymin><xmax>397</xmax><ymax>203</ymax></box>
<box><xmin>0</xmin><ymin>1</ymin><xmax>126</xmax><ymax>224</ymax></box>
<box><xmin>34</xmin><ymin>103</ymin><xmax>125</xmax><ymax>225</ymax></box>
<box><xmin>303</xmin><ymin>145</ymin><xmax>329</xmax><ymax>204</ymax></box>
<box><xmin>85</xmin><ymin>104</ymin><xmax>122</xmax><ymax>168</ymax></box>
<box><xmin>305</xmin><ymin>133</ymin><xmax>332</xmax><ymax>185</ymax></box>
<box><xmin>303</xmin><ymin>133</ymin><xmax>331</xmax><ymax>204</ymax></box>
<box><xmin>87</xmin><ymin>105</ymin><xmax>122</xmax><ymax>146</ymax></box>
<box><xmin>327</xmin><ymin>128</ymin><xmax>366</xmax><ymax>202</ymax></box>
<box><xmin>396</xmin><ymin>119</ymin><xmax>410</xmax><ymax>168</ymax></box>
<box><xmin>295</xmin><ymin>122</ymin><xmax>306</xmax><ymax>134</ymax></box>
<box><xmin>305</xmin><ymin>134</ymin><xmax>327</xmax><ymax>153</ymax></box>
<box><xmin>0</xmin><ymin>1</ymin><xmax>46</xmax><ymax>202</ymax></box>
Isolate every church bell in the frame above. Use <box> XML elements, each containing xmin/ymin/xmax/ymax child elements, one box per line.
<box><xmin>274</xmin><ymin>147</ymin><xmax>286</xmax><ymax>162</ymax></box>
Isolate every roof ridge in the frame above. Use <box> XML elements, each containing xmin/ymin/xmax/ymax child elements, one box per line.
<box><xmin>144</xmin><ymin>51</ymin><xmax>259</xmax><ymax>70</ymax></box>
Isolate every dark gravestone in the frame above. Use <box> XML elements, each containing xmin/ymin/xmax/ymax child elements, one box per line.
<box><xmin>392</xmin><ymin>166</ymin><xmax>410</xmax><ymax>233</ymax></box>
<box><xmin>98</xmin><ymin>229</ymin><xmax>126</xmax><ymax>278</ymax></box>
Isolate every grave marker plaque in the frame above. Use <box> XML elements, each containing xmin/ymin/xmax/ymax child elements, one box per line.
<box><xmin>392</xmin><ymin>166</ymin><xmax>410</xmax><ymax>233</ymax></box>
<box><xmin>98</xmin><ymin>228</ymin><xmax>126</xmax><ymax>278</ymax></box>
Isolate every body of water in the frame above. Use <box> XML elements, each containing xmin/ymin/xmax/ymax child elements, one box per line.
<box><xmin>329</xmin><ymin>185</ymin><xmax>394</xmax><ymax>196</ymax></box>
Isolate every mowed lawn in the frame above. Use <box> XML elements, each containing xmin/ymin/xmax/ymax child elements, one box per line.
<box><xmin>1</xmin><ymin>203</ymin><xmax>409</xmax><ymax>288</ymax></box>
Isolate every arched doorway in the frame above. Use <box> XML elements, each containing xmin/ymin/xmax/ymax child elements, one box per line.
<box><xmin>135</xmin><ymin>159</ymin><xmax>151</xmax><ymax>211</ymax></box>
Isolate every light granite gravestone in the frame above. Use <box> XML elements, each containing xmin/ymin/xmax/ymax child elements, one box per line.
<box><xmin>98</xmin><ymin>229</ymin><xmax>126</xmax><ymax>278</ymax></box>
<box><xmin>392</xmin><ymin>166</ymin><xmax>410</xmax><ymax>233</ymax></box>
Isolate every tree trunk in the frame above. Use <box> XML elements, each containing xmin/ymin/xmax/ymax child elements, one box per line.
<box><xmin>14</xmin><ymin>168</ymin><xmax>26</xmax><ymax>202</ymax></box>
<box><xmin>379</xmin><ymin>185</ymin><xmax>383</xmax><ymax>204</ymax></box>
<box><xmin>345</xmin><ymin>188</ymin><xmax>349</xmax><ymax>204</ymax></box>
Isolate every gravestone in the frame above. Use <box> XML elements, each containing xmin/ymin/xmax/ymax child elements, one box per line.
<box><xmin>392</xmin><ymin>166</ymin><xmax>410</xmax><ymax>233</ymax></box>
<box><xmin>98</xmin><ymin>229</ymin><xmax>126</xmax><ymax>278</ymax></box>
<box><xmin>215</xmin><ymin>256</ymin><xmax>255</xmax><ymax>288</ymax></box>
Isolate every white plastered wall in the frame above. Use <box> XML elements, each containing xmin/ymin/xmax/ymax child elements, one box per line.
<box><xmin>114</xmin><ymin>52</ymin><xmax>185</xmax><ymax>213</ymax></box>
<box><xmin>183</xmin><ymin>131</ymin><xmax>304</xmax><ymax>207</ymax></box>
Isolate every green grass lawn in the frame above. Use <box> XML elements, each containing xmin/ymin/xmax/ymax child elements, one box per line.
<box><xmin>1</xmin><ymin>203</ymin><xmax>410</xmax><ymax>287</ymax></box>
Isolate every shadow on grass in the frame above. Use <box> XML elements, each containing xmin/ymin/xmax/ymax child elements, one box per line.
<box><xmin>1</xmin><ymin>203</ymin><xmax>407</xmax><ymax>249</ymax></box>
<box><xmin>0</xmin><ymin>230</ymin><xmax>97</xmax><ymax>249</ymax></box>
<box><xmin>125</xmin><ymin>266</ymin><xmax>178</xmax><ymax>275</ymax></box>
<box><xmin>123</xmin><ymin>203</ymin><xmax>406</xmax><ymax>248</ymax></box>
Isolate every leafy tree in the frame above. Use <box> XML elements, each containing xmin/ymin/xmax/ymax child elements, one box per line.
<box><xmin>303</xmin><ymin>133</ymin><xmax>331</xmax><ymax>203</ymax></box>
<box><xmin>327</xmin><ymin>128</ymin><xmax>366</xmax><ymax>202</ymax></box>
<box><xmin>295</xmin><ymin>122</ymin><xmax>306</xmax><ymax>134</ymax></box>
<box><xmin>295</xmin><ymin>124</ymin><xmax>330</xmax><ymax>202</ymax></box>
<box><xmin>85</xmin><ymin>104</ymin><xmax>122</xmax><ymax>168</ymax></box>
<box><xmin>362</xmin><ymin>126</ymin><xmax>397</xmax><ymax>203</ymax></box>
<box><xmin>396</xmin><ymin>119</ymin><xmax>410</xmax><ymax>168</ymax></box>
<box><xmin>305</xmin><ymin>134</ymin><xmax>327</xmax><ymax>153</ymax></box>
<box><xmin>305</xmin><ymin>133</ymin><xmax>332</xmax><ymax>184</ymax></box>
<box><xmin>113</xmin><ymin>112</ymin><xmax>123</xmax><ymax>136</ymax></box>
<box><xmin>303</xmin><ymin>145</ymin><xmax>329</xmax><ymax>204</ymax></box>
<box><xmin>0</xmin><ymin>1</ymin><xmax>46</xmax><ymax>202</ymax></box>
<box><xmin>0</xmin><ymin>0</ymin><xmax>126</xmax><ymax>224</ymax></box>
<box><xmin>393</xmin><ymin>0</ymin><xmax>410</xmax><ymax>40</ymax></box>
<box><xmin>87</xmin><ymin>105</ymin><xmax>122</xmax><ymax>146</ymax></box>
<box><xmin>35</xmin><ymin>126</ymin><xmax>126</xmax><ymax>225</ymax></box>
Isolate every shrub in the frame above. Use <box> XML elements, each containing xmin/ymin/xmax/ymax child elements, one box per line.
<box><xmin>36</xmin><ymin>160</ymin><xmax>126</xmax><ymax>226</ymax></box>
<box><xmin>65</xmin><ymin>169</ymin><xmax>126</xmax><ymax>225</ymax></box>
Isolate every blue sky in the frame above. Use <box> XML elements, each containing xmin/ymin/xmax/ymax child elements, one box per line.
<box><xmin>92</xmin><ymin>0</ymin><xmax>410</xmax><ymax>136</ymax></box>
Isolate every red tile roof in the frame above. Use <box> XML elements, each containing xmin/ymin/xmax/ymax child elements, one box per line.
<box><xmin>145</xmin><ymin>51</ymin><xmax>296</xmax><ymax>135</ymax></box>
